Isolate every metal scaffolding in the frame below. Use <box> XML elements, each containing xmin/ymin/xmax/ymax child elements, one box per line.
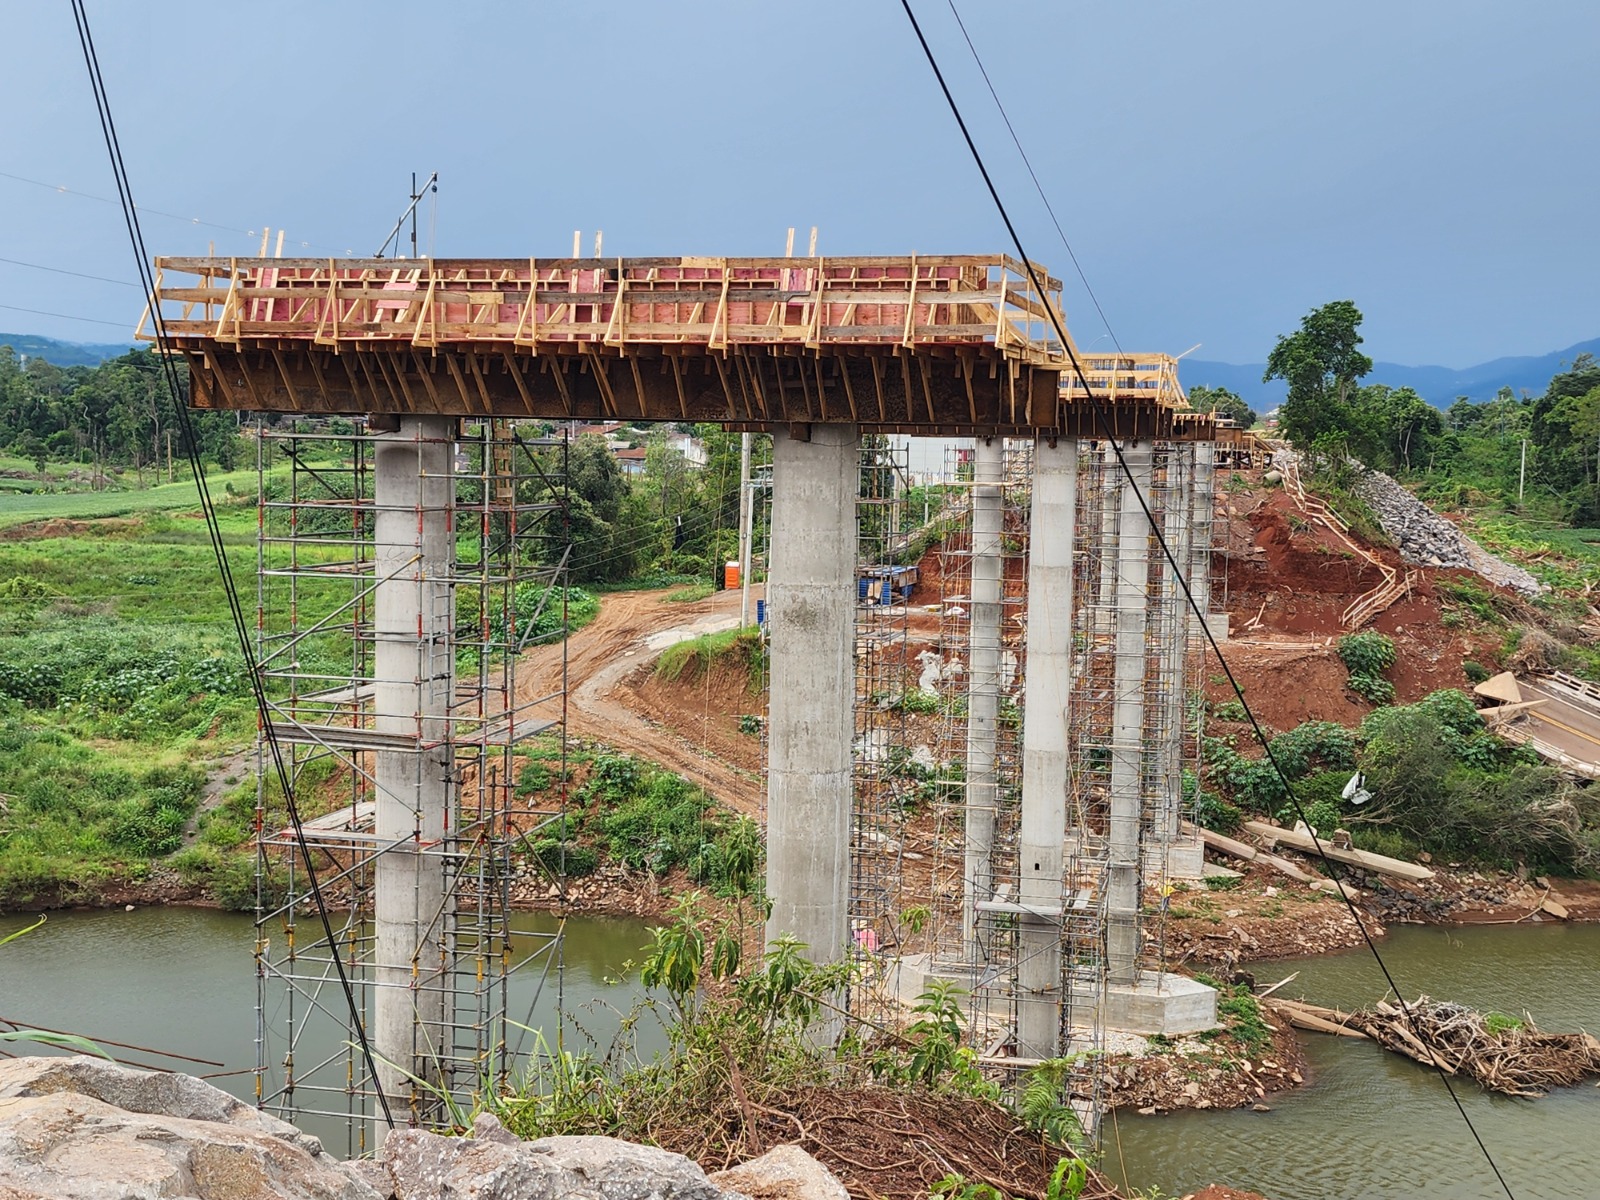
<box><xmin>849</xmin><ymin>436</ymin><xmax>913</xmax><ymax>1004</ymax></box>
<box><xmin>251</xmin><ymin>420</ymin><xmax>570</xmax><ymax>1152</ymax></box>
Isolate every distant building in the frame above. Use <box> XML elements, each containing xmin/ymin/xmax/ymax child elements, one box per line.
<box><xmin>614</xmin><ymin>446</ymin><xmax>648</xmax><ymax>476</ymax></box>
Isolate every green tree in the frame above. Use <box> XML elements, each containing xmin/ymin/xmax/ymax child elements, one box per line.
<box><xmin>1263</xmin><ymin>300</ymin><xmax>1374</xmax><ymax>451</ymax></box>
<box><xmin>1188</xmin><ymin>384</ymin><xmax>1256</xmax><ymax>428</ymax></box>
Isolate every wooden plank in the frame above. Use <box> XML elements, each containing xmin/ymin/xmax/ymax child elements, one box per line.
<box><xmin>1243</xmin><ymin>821</ymin><xmax>1435</xmax><ymax>881</ymax></box>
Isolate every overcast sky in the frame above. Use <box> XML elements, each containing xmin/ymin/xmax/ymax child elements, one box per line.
<box><xmin>2</xmin><ymin>1</ymin><xmax>1595</xmax><ymax>367</ymax></box>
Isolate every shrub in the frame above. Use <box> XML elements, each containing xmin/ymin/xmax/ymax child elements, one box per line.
<box><xmin>1462</xmin><ymin>660</ymin><xmax>1491</xmax><ymax>684</ymax></box>
<box><xmin>1338</xmin><ymin>631</ymin><xmax>1397</xmax><ymax>676</ymax></box>
<box><xmin>1347</xmin><ymin>672</ymin><xmax>1395</xmax><ymax>705</ymax></box>
<box><xmin>528</xmin><ymin>838</ymin><xmax>599</xmax><ymax>877</ymax></box>
<box><xmin>1212</xmin><ymin>699</ymin><xmax>1249</xmax><ymax>723</ymax></box>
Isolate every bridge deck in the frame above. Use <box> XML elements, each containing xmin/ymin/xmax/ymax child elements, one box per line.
<box><xmin>144</xmin><ymin>255</ymin><xmax>1212</xmax><ymax>439</ymax></box>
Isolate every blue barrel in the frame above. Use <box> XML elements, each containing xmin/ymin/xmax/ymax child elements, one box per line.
<box><xmin>756</xmin><ymin>599</ymin><xmax>767</xmax><ymax>625</ymax></box>
<box><xmin>857</xmin><ymin>577</ymin><xmax>871</xmax><ymax>600</ymax></box>
<box><xmin>880</xmin><ymin>581</ymin><xmax>892</xmax><ymax>605</ymax></box>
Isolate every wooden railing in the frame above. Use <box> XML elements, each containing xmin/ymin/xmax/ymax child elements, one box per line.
<box><xmin>1269</xmin><ymin>442</ymin><xmax>1407</xmax><ymax>630</ymax></box>
<box><xmin>142</xmin><ymin>254</ymin><xmax>1068</xmax><ymax>364</ymax></box>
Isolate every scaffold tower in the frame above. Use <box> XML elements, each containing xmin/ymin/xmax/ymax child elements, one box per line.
<box><xmin>251</xmin><ymin>419</ymin><xmax>570</xmax><ymax>1152</ymax></box>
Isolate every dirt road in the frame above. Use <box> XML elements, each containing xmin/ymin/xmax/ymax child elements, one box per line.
<box><xmin>518</xmin><ymin>587</ymin><xmax>764</xmax><ymax>813</ymax></box>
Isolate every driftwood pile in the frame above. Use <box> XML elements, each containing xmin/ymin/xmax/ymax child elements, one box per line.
<box><xmin>1267</xmin><ymin>995</ymin><xmax>1600</xmax><ymax>1097</ymax></box>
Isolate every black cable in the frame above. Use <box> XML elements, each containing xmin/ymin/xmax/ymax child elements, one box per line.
<box><xmin>67</xmin><ymin>0</ymin><xmax>394</xmax><ymax>1130</ymax></box>
<box><xmin>897</xmin><ymin>4</ymin><xmax>1517</xmax><ymax>1196</ymax></box>
<box><xmin>0</xmin><ymin>255</ymin><xmax>140</xmax><ymax>287</ymax></box>
<box><xmin>943</xmin><ymin>0</ymin><xmax>1124</xmax><ymax>359</ymax></box>
<box><xmin>0</xmin><ymin>301</ymin><xmax>136</xmax><ymax>329</ymax></box>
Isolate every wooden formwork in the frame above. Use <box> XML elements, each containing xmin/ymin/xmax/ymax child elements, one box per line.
<box><xmin>141</xmin><ymin>254</ymin><xmax>1216</xmax><ymax>439</ymax></box>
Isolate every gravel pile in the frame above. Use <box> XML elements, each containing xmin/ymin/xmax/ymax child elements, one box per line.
<box><xmin>1352</xmin><ymin>468</ymin><xmax>1543</xmax><ymax>595</ymax></box>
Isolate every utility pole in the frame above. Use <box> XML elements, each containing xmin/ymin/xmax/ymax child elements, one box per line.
<box><xmin>1519</xmin><ymin>439</ymin><xmax>1527</xmax><ymax>503</ymax></box>
<box><xmin>738</xmin><ymin>432</ymin><xmax>754</xmax><ymax>626</ymax></box>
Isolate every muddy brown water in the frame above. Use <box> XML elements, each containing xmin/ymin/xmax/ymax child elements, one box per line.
<box><xmin>1108</xmin><ymin>922</ymin><xmax>1600</xmax><ymax>1200</ymax></box>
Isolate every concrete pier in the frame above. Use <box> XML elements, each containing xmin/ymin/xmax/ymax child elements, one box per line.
<box><xmin>1107</xmin><ymin>442</ymin><xmax>1152</xmax><ymax>987</ymax></box>
<box><xmin>962</xmin><ymin>438</ymin><xmax>1004</xmax><ymax>962</ymax></box>
<box><xmin>766</xmin><ymin>424</ymin><xmax>859</xmax><ymax>968</ymax></box>
<box><xmin>1158</xmin><ymin>447</ymin><xmax>1193</xmax><ymax>855</ymax></box>
<box><xmin>372</xmin><ymin>415</ymin><xmax>456</xmax><ymax>1105</ymax></box>
<box><xmin>1016</xmin><ymin>438</ymin><xmax>1076</xmax><ymax>1060</ymax></box>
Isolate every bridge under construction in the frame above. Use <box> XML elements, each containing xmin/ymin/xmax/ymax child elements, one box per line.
<box><xmin>146</xmin><ymin>252</ymin><xmax>1246</xmax><ymax>1142</ymax></box>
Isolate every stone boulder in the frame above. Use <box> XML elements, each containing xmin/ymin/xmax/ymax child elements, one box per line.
<box><xmin>710</xmin><ymin>1145</ymin><xmax>849</xmax><ymax>1200</ymax></box>
<box><xmin>377</xmin><ymin>1116</ymin><xmax>751</xmax><ymax>1200</ymax></box>
<box><xmin>0</xmin><ymin>1055</ymin><xmax>379</xmax><ymax>1200</ymax></box>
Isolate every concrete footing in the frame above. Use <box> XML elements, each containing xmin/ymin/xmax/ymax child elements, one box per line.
<box><xmin>1073</xmin><ymin>971</ymin><xmax>1219</xmax><ymax>1037</ymax></box>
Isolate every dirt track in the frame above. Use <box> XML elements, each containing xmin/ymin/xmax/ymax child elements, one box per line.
<box><xmin>518</xmin><ymin>587</ymin><xmax>764</xmax><ymax>814</ymax></box>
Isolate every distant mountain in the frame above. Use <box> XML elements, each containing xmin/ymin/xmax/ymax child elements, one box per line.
<box><xmin>1183</xmin><ymin>336</ymin><xmax>1600</xmax><ymax>412</ymax></box>
<box><xmin>0</xmin><ymin>333</ymin><xmax>137</xmax><ymax>368</ymax></box>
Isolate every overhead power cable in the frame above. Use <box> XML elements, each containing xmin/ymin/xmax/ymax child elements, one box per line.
<box><xmin>0</xmin><ymin>167</ymin><xmax>349</xmax><ymax>254</ymax></box>
<box><xmin>67</xmin><ymin>0</ymin><xmax>394</xmax><ymax>1129</ymax></box>
<box><xmin>943</xmin><ymin>0</ymin><xmax>1124</xmax><ymax>358</ymax></box>
<box><xmin>0</xmin><ymin>254</ymin><xmax>140</xmax><ymax>287</ymax></box>
<box><xmin>896</xmin><ymin>4</ymin><xmax>1516</xmax><ymax>1197</ymax></box>
<box><xmin>0</xmin><ymin>301</ymin><xmax>135</xmax><ymax>329</ymax></box>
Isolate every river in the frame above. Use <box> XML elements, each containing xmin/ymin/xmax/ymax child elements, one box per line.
<box><xmin>1108</xmin><ymin>922</ymin><xmax>1600</xmax><ymax>1200</ymax></box>
<box><xmin>2</xmin><ymin>910</ymin><xmax>1596</xmax><ymax>1197</ymax></box>
<box><xmin>0</xmin><ymin>906</ymin><xmax>658</xmax><ymax>1154</ymax></box>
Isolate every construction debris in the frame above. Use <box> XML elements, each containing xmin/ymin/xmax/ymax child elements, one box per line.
<box><xmin>1265</xmin><ymin>996</ymin><xmax>1600</xmax><ymax>1097</ymax></box>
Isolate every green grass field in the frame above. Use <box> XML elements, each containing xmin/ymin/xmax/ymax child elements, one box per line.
<box><xmin>0</xmin><ymin>468</ymin><xmax>266</xmax><ymax>530</ymax></box>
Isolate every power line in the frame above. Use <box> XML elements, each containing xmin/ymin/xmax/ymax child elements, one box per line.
<box><xmin>0</xmin><ymin>255</ymin><xmax>140</xmax><ymax>287</ymax></box>
<box><xmin>943</xmin><ymin>0</ymin><xmax>1124</xmax><ymax>357</ymax></box>
<box><xmin>896</xmin><ymin>4</ymin><xmax>1518</xmax><ymax>1197</ymax></box>
<box><xmin>0</xmin><ymin>167</ymin><xmax>351</xmax><ymax>254</ymax></box>
<box><xmin>67</xmin><ymin>0</ymin><xmax>394</xmax><ymax>1130</ymax></box>
<box><xmin>0</xmin><ymin>302</ymin><xmax>134</xmax><ymax>330</ymax></box>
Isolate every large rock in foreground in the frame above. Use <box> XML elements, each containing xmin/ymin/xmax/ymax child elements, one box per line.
<box><xmin>0</xmin><ymin>1056</ymin><xmax>378</xmax><ymax>1199</ymax></box>
<box><xmin>379</xmin><ymin>1115</ymin><xmax>753</xmax><ymax>1200</ymax></box>
<box><xmin>0</xmin><ymin>1057</ymin><xmax>847</xmax><ymax>1200</ymax></box>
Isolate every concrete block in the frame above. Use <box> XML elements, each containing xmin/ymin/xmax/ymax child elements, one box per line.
<box><xmin>1073</xmin><ymin>970</ymin><xmax>1218</xmax><ymax>1036</ymax></box>
<box><xmin>1143</xmin><ymin>836</ymin><xmax>1207</xmax><ymax>881</ymax></box>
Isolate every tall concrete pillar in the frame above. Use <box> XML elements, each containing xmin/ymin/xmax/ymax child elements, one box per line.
<box><xmin>1189</xmin><ymin>443</ymin><xmax>1216</xmax><ymax>630</ymax></box>
<box><xmin>962</xmin><ymin>438</ymin><xmax>1004</xmax><ymax>962</ymax></box>
<box><xmin>1107</xmin><ymin>443</ymin><xmax>1153</xmax><ymax>986</ymax></box>
<box><xmin>373</xmin><ymin>415</ymin><xmax>456</xmax><ymax>1107</ymax></box>
<box><xmin>1158</xmin><ymin>447</ymin><xmax>1194</xmax><ymax>849</ymax></box>
<box><xmin>766</xmin><ymin>424</ymin><xmax>859</xmax><ymax>968</ymax></box>
<box><xmin>1016</xmin><ymin>438</ymin><xmax>1076</xmax><ymax>1060</ymax></box>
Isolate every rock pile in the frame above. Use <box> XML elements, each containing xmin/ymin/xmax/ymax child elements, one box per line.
<box><xmin>0</xmin><ymin>1055</ymin><xmax>848</xmax><ymax>1200</ymax></box>
<box><xmin>1351</xmin><ymin>468</ymin><xmax>1542</xmax><ymax>595</ymax></box>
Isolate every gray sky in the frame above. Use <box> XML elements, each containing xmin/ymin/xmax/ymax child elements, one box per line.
<box><xmin>2</xmin><ymin>1</ymin><xmax>1595</xmax><ymax>368</ymax></box>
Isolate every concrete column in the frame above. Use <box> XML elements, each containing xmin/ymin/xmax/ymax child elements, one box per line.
<box><xmin>1107</xmin><ymin>443</ymin><xmax>1152</xmax><ymax>986</ymax></box>
<box><xmin>1189</xmin><ymin>443</ymin><xmax>1216</xmax><ymax>629</ymax></box>
<box><xmin>373</xmin><ymin>416</ymin><xmax>456</xmax><ymax>1107</ymax></box>
<box><xmin>1016</xmin><ymin>438</ymin><xmax>1076</xmax><ymax>1060</ymax></box>
<box><xmin>962</xmin><ymin>438</ymin><xmax>1004</xmax><ymax>962</ymax></box>
<box><xmin>1091</xmin><ymin>442</ymin><xmax>1123</xmax><ymax>659</ymax></box>
<box><xmin>766</xmin><ymin>424</ymin><xmax>859</xmax><ymax>968</ymax></box>
<box><xmin>1158</xmin><ymin>447</ymin><xmax>1193</xmax><ymax>849</ymax></box>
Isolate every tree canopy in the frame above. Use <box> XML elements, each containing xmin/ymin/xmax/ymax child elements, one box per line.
<box><xmin>1187</xmin><ymin>384</ymin><xmax>1256</xmax><ymax>429</ymax></box>
<box><xmin>1263</xmin><ymin>300</ymin><xmax>1374</xmax><ymax>449</ymax></box>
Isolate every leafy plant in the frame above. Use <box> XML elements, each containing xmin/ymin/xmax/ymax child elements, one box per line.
<box><xmin>1338</xmin><ymin>630</ymin><xmax>1397</xmax><ymax>676</ymax></box>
